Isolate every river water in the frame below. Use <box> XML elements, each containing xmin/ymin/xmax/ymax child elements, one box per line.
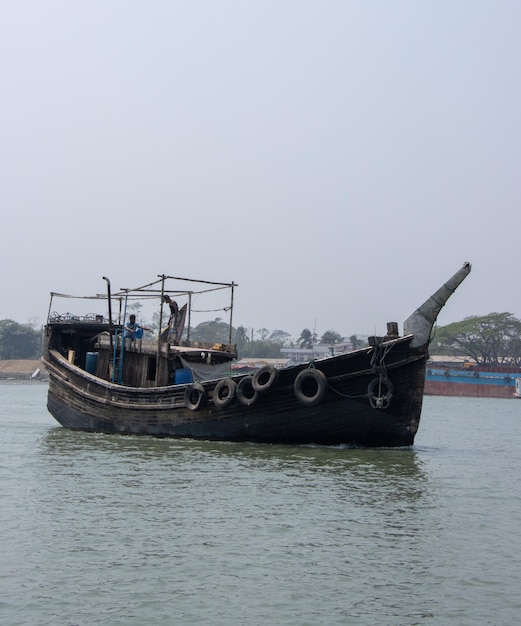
<box><xmin>1</xmin><ymin>383</ymin><xmax>520</xmax><ymax>626</ymax></box>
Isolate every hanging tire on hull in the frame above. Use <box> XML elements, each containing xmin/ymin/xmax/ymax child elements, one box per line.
<box><xmin>213</xmin><ymin>378</ymin><xmax>237</xmax><ymax>408</ymax></box>
<box><xmin>252</xmin><ymin>365</ymin><xmax>279</xmax><ymax>393</ymax></box>
<box><xmin>184</xmin><ymin>382</ymin><xmax>207</xmax><ymax>411</ymax></box>
<box><xmin>236</xmin><ymin>376</ymin><xmax>259</xmax><ymax>406</ymax></box>
<box><xmin>294</xmin><ymin>369</ymin><xmax>328</xmax><ymax>406</ymax></box>
<box><xmin>367</xmin><ymin>377</ymin><xmax>394</xmax><ymax>409</ymax></box>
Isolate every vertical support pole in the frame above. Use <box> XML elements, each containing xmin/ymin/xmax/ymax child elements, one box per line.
<box><xmin>186</xmin><ymin>292</ymin><xmax>192</xmax><ymax>342</ymax></box>
<box><xmin>229</xmin><ymin>282</ymin><xmax>236</xmax><ymax>345</ymax></box>
<box><xmin>155</xmin><ymin>275</ymin><xmax>166</xmax><ymax>387</ymax></box>
<box><xmin>102</xmin><ymin>276</ymin><xmax>113</xmax><ymax>354</ymax></box>
<box><xmin>115</xmin><ymin>295</ymin><xmax>128</xmax><ymax>385</ymax></box>
<box><xmin>46</xmin><ymin>293</ymin><xmax>54</xmax><ymax>324</ymax></box>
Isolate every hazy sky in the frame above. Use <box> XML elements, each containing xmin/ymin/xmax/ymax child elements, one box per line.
<box><xmin>1</xmin><ymin>1</ymin><xmax>519</xmax><ymax>339</ymax></box>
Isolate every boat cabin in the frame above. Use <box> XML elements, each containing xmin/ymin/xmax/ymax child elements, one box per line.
<box><xmin>44</xmin><ymin>275</ymin><xmax>237</xmax><ymax>388</ymax></box>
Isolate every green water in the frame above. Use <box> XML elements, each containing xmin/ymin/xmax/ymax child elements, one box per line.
<box><xmin>1</xmin><ymin>384</ymin><xmax>520</xmax><ymax>625</ymax></box>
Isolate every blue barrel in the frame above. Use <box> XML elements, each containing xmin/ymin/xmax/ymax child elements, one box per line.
<box><xmin>85</xmin><ymin>352</ymin><xmax>98</xmax><ymax>374</ymax></box>
<box><xmin>174</xmin><ymin>368</ymin><xmax>193</xmax><ymax>384</ymax></box>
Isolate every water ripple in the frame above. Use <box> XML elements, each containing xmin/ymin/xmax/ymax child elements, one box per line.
<box><xmin>1</xmin><ymin>387</ymin><xmax>520</xmax><ymax>625</ymax></box>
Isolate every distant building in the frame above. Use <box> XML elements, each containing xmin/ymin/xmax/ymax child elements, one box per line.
<box><xmin>231</xmin><ymin>342</ymin><xmax>355</xmax><ymax>372</ymax></box>
<box><xmin>281</xmin><ymin>342</ymin><xmax>353</xmax><ymax>365</ymax></box>
<box><xmin>232</xmin><ymin>357</ymin><xmax>291</xmax><ymax>374</ymax></box>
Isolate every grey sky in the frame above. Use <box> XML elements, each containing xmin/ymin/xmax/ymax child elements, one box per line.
<box><xmin>1</xmin><ymin>1</ymin><xmax>519</xmax><ymax>339</ymax></box>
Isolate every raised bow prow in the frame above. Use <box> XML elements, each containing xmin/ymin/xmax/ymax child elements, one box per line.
<box><xmin>403</xmin><ymin>262</ymin><xmax>472</xmax><ymax>348</ymax></box>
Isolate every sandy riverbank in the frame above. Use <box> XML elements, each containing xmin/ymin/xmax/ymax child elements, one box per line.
<box><xmin>0</xmin><ymin>359</ymin><xmax>48</xmax><ymax>380</ymax></box>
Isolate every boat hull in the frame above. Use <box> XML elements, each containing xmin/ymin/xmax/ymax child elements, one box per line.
<box><xmin>43</xmin><ymin>263</ymin><xmax>473</xmax><ymax>446</ymax></box>
<box><xmin>44</xmin><ymin>338</ymin><xmax>428</xmax><ymax>447</ymax></box>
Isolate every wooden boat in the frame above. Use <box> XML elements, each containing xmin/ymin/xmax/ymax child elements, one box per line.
<box><xmin>43</xmin><ymin>264</ymin><xmax>471</xmax><ymax>447</ymax></box>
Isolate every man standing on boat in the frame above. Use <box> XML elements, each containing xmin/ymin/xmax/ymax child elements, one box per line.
<box><xmin>162</xmin><ymin>294</ymin><xmax>183</xmax><ymax>344</ymax></box>
<box><xmin>163</xmin><ymin>294</ymin><xmax>179</xmax><ymax>327</ymax></box>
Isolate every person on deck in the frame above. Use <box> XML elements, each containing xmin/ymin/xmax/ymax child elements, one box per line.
<box><xmin>162</xmin><ymin>294</ymin><xmax>181</xmax><ymax>344</ymax></box>
<box><xmin>162</xmin><ymin>294</ymin><xmax>179</xmax><ymax>326</ymax></box>
<box><xmin>123</xmin><ymin>314</ymin><xmax>151</xmax><ymax>342</ymax></box>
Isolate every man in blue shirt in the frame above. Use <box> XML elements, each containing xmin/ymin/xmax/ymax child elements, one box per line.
<box><xmin>124</xmin><ymin>314</ymin><xmax>151</xmax><ymax>349</ymax></box>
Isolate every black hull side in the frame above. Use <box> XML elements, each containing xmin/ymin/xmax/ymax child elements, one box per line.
<box><xmin>45</xmin><ymin>337</ymin><xmax>427</xmax><ymax>447</ymax></box>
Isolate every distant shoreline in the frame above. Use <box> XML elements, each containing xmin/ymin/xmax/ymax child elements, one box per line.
<box><xmin>0</xmin><ymin>359</ymin><xmax>48</xmax><ymax>381</ymax></box>
<box><xmin>0</xmin><ymin>378</ymin><xmax>47</xmax><ymax>384</ymax></box>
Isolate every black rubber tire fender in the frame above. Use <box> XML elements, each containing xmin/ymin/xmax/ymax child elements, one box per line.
<box><xmin>184</xmin><ymin>382</ymin><xmax>207</xmax><ymax>411</ymax></box>
<box><xmin>294</xmin><ymin>369</ymin><xmax>328</xmax><ymax>406</ymax></box>
<box><xmin>252</xmin><ymin>365</ymin><xmax>279</xmax><ymax>393</ymax></box>
<box><xmin>367</xmin><ymin>377</ymin><xmax>394</xmax><ymax>409</ymax></box>
<box><xmin>236</xmin><ymin>376</ymin><xmax>259</xmax><ymax>407</ymax></box>
<box><xmin>212</xmin><ymin>378</ymin><xmax>237</xmax><ymax>409</ymax></box>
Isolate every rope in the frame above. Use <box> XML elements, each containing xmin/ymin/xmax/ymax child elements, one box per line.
<box><xmin>327</xmin><ymin>384</ymin><xmax>368</xmax><ymax>399</ymax></box>
<box><xmin>370</xmin><ymin>342</ymin><xmax>393</xmax><ymax>378</ymax></box>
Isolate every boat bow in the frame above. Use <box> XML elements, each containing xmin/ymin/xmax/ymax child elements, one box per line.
<box><xmin>404</xmin><ymin>262</ymin><xmax>471</xmax><ymax>348</ymax></box>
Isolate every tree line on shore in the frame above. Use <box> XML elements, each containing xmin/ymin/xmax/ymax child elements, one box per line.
<box><xmin>0</xmin><ymin>317</ymin><xmax>364</xmax><ymax>360</ymax></box>
<box><xmin>2</xmin><ymin>312</ymin><xmax>521</xmax><ymax>365</ymax></box>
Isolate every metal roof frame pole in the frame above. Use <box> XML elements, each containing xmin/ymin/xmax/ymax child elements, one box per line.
<box><xmin>155</xmin><ymin>275</ymin><xmax>166</xmax><ymax>387</ymax></box>
<box><xmin>229</xmin><ymin>283</ymin><xmax>236</xmax><ymax>345</ymax></box>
